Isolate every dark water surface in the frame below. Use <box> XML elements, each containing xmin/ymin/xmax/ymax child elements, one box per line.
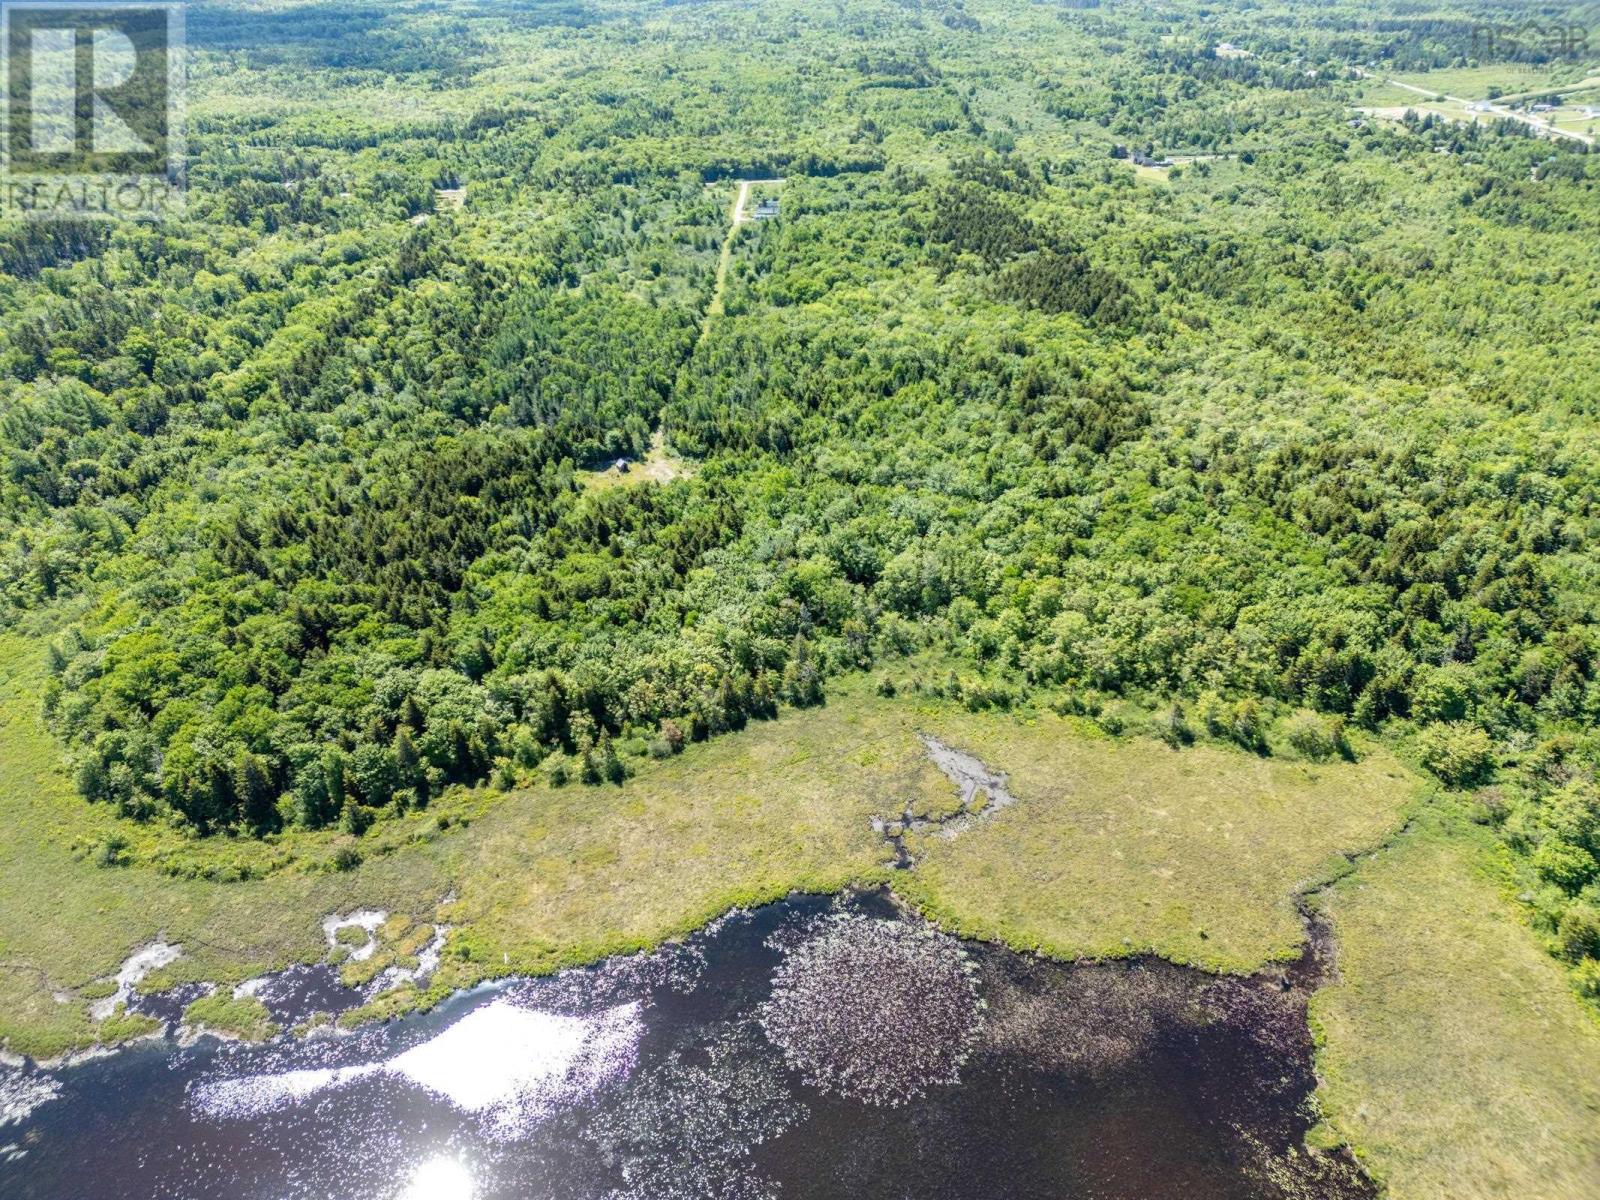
<box><xmin>0</xmin><ymin>891</ymin><xmax>1372</xmax><ymax>1200</ymax></box>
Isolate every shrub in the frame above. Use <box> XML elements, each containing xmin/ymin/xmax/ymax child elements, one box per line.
<box><xmin>1556</xmin><ymin>905</ymin><xmax>1600</xmax><ymax>961</ymax></box>
<box><xmin>1050</xmin><ymin>690</ymin><xmax>1099</xmax><ymax>718</ymax></box>
<box><xmin>1574</xmin><ymin>958</ymin><xmax>1600</xmax><ymax>1000</ymax></box>
<box><xmin>512</xmin><ymin>729</ymin><xmax>542</xmax><ymax>768</ymax></box>
<box><xmin>331</xmin><ymin>845</ymin><xmax>362</xmax><ymax>872</ymax></box>
<box><xmin>1196</xmin><ymin>690</ymin><xmax>1229</xmax><ymax>737</ymax></box>
<box><xmin>1155</xmin><ymin>702</ymin><xmax>1193</xmax><ymax>749</ymax></box>
<box><xmin>1195</xmin><ymin>691</ymin><xmax>1269</xmax><ymax>753</ymax></box>
<box><xmin>1416</xmin><ymin>723</ymin><xmax>1494</xmax><ymax>788</ymax></box>
<box><xmin>1285</xmin><ymin>712</ymin><xmax>1338</xmax><ymax>761</ymax></box>
<box><xmin>338</xmin><ymin>802</ymin><xmax>373</xmax><ymax>837</ymax></box>
<box><xmin>93</xmin><ymin>834</ymin><xmax>130</xmax><ymax>868</ymax></box>
<box><xmin>1533</xmin><ymin>840</ymin><xmax>1597</xmax><ymax>893</ymax></box>
<box><xmin>599</xmin><ymin>735</ymin><xmax>627</xmax><ymax>784</ymax></box>
<box><xmin>1234</xmin><ymin>700</ymin><xmax>1269</xmax><ymax>753</ymax></box>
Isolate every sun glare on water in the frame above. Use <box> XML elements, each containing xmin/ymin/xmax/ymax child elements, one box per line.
<box><xmin>397</xmin><ymin>1155</ymin><xmax>476</xmax><ymax>1200</ymax></box>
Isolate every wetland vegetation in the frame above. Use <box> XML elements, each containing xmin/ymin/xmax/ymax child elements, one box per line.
<box><xmin>2</xmin><ymin>0</ymin><xmax>1600</xmax><ymax>1196</ymax></box>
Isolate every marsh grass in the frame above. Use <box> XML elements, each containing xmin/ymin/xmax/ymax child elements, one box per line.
<box><xmin>1314</xmin><ymin>812</ymin><xmax>1600</xmax><ymax>1200</ymax></box>
<box><xmin>181</xmin><ymin>992</ymin><xmax>280</xmax><ymax>1043</ymax></box>
<box><xmin>895</xmin><ymin>710</ymin><xmax>1419</xmax><ymax>973</ymax></box>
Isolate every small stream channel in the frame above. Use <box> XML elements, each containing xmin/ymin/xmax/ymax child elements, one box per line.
<box><xmin>0</xmin><ymin>888</ymin><xmax>1371</xmax><ymax>1200</ymax></box>
<box><xmin>872</xmin><ymin>735</ymin><xmax>1020</xmax><ymax>867</ymax></box>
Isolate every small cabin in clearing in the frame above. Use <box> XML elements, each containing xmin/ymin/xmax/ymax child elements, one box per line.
<box><xmin>1131</xmin><ymin>150</ymin><xmax>1173</xmax><ymax>168</ymax></box>
<box><xmin>752</xmin><ymin>198</ymin><xmax>781</xmax><ymax>220</ymax></box>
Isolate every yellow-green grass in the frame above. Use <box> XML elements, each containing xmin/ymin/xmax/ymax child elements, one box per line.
<box><xmin>896</xmin><ymin>711</ymin><xmax>1418</xmax><ymax>973</ymax></box>
<box><xmin>1128</xmin><ymin>162</ymin><xmax>1172</xmax><ymax>185</ymax></box>
<box><xmin>181</xmin><ymin>992</ymin><xmax>279</xmax><ymax>1043</ymax></box>
<box><xmin>1390</xmin><ymin>65</ymin><xmax>1590</xmax><ymax>101</ymax></box>
<box><xmin>1358</xmin><ymin>80</ymin><xmax>1449</xmax><ymax>105</ymax></box>
<box><xmin>1490</xmin><ymin>75</ymin><xmax>1600</xmax><ymax>106</ymax></box>
<box><xmin>1314</xmin><ymin>814</ymin><xmax>1600</xmax><ymax>1200</ymax></box>
<box><xmin>1550</xmin><ymin>106</ymin><xmax>1600</xmax><ymax>134</ymax></box>
<box><xmin>578</xmin><ymin>429</ymin><xmax>694</xmax><ymax>493</ymax></box>
<box><xmin>435</xmin><ymin>695</ymin><xmax>912</xmax><ymax>974</ymax></box>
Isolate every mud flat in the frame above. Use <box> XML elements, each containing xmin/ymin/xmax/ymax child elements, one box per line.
<box><xmin>872</xmin><ymin>735</ymin><xmax>1018</xmax><ymax>866</ymax></box>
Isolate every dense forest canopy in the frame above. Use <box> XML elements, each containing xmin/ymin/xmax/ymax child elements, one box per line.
<box><xmin>2</xmin><ymin>0</ymin><xmax>1600</xmax><ymax>994</ymax></box>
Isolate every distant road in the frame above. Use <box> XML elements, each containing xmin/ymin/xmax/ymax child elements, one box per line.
<box><xmin>1352</xmin><ymin>68</ymin><xmax>1594</xmax><ymax>146</ymax></box>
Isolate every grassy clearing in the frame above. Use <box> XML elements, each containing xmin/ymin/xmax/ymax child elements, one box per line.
<box><xmin>1389</xmin><ymin>65</ymin><xmax>1584</xmax><ymax>100</ymax></box>
<box><xmin>1493</xmin><ymin>75</ymin><xmax>1600</xmax><ymax>105</ymax></box>
<box><xmin>437</xmin><ymin>689</ymin><xmax>910</xmax><ymax>974</ymax></box>
<box><xmin>1551</xmin><ymin>105</ymin><xmax>1600</xmax><ymax>135</ymax></box>
<box><xmin>579</xmin><ymin>429</ymin><xmax>695</xmax><ymax>492</ymax></box>
<box><xmin>1314</xmin><ymin>814</ymin><xmax>1600</xmax><ymax>1200</ymax></box>
<box><xmin>1128</xmin><ymin>162</ymin><xmax>1173</xmax><ymax>185</ymax></box>
<box><xmin>896</xmin><ymin>711</ymin><xmax>1417</xmax><ymax>973</ymax></box>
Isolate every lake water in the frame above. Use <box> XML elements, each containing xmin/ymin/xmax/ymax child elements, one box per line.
<box><xmin>0</xmin><ymin>890</ymin><xmax>1373</xmax><ymax>1200</ymax></box>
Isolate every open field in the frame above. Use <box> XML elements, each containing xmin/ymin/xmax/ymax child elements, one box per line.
<box><xmin>1127</xmin><ymin>162</ymin><xmax>1174</xmax><ymax>185</ymax></box>
<box><xmin>897</xmin><ymin>711</ymin><xmax>1417</xmax><ymax>973</ymax></box>
<box><xmin>437</xmin><ymin>687</ymin><xmax>902</xmax><ymax>975</ymax></box>
<box><xmin>1552</xmin><ymin>106</ymin><xmax>1600</xmax><ymax>135</ymax></box>
<box><xmin>1390</xmin><ymin>65</ymin><xmax>1600</xmax><ymax>101</ymax></box>
<box><xmin>1497</xmin><ymin>74</ymin><xmax>1600</xmax><ymax>104</ymax></box>
<box><xmin>1355</xmin><ymin>74</ymin><xmax>1598</xmax><ymax>143</ymax></box>
<box><xmin>1314</xmin><ymin>814</ymin><xmax>1600</xmax><ymax>1200</ymax></box>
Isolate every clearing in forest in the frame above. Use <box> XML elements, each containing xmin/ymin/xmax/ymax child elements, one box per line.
<box><xmin>702</xmin><ymin>177</ymin><xmax>785</xmax><ymax>337</ymax></box>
